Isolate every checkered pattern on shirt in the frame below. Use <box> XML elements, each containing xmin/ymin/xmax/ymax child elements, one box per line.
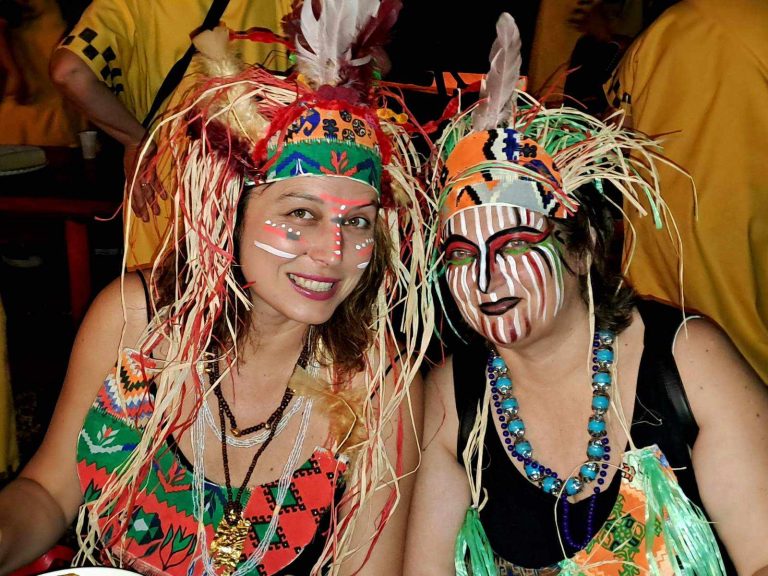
<box><xmin>62</xmin><ymin>27</ymin><xmax>124</xmax><ymax>94</ymax></box>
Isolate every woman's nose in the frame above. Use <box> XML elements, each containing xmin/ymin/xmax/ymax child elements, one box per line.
<box><xmin>306</xmin><ymin>220</ymin><xmax>343</xmax><ymax>264</ymax></box>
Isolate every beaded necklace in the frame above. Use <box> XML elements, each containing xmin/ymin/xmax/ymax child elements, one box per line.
<box><xmin>207</xmin><ymin>351</ymin><xmax>296</xmax><ymax>575</ymax></box>
<box><xmin>487</xmin><ymin>329</ymin><xmax>616</xmax><ymax>548</ymax></box>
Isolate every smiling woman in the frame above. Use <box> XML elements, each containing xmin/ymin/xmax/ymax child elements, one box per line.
<box><xmin>0</xmin><ymin>2</ymin><xmax>432</xmax><ymax>575</ymax></box>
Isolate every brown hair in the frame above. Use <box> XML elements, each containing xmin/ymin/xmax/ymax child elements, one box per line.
<box><xmin>554</xmin><ymin>183</ymin><xmax>635</xmax><ymax>334</ymax></box>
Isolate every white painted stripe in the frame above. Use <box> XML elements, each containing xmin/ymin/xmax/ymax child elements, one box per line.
<box><xmin>253</xmin><ymin>241</ymin><xmax>298</xmax><ymax>259</ymax></box>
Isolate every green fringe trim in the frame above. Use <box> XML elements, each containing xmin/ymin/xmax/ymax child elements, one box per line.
<box><xmin>632</xmin><ymin>448</ymin><xmax>726</xmax><ymax>575</ymax></box>
<box><xmin>455</xmin><ymin>506</ymin><xmax>497</xmax><ymax>576</ymax></box>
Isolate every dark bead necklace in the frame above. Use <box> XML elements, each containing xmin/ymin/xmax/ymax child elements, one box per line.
<box><xmin>208</xmin><ymin>350</ymin><xmax>295</xmax><ymax>575</ymax></box>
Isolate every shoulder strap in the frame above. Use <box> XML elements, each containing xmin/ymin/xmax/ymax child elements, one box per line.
<box><xmin>135</xmin><ymin>270</ymin><xmax>152</xmax><ymax>324</ymax></box>
<box><xmin>636</xmin><ymin>299</ymin><xmax>699</xmax><ymax>448</ymax></box>
<box><xmin>453</xmin><ymin>340</ymin><xmax>488</xmax><ymax>466</ymax></box>
<box><xmin>141</xmin><ymin>0</ymin><xmax>231</xmax><ymax>128</ymax></box>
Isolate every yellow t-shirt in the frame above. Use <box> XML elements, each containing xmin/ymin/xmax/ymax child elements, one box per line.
<box><xmin>60</xmin><ymin>0</ymin><xmax>292</xmax><ymax>125</ymax></box>
<box><xmin>59</xmin><ymin>0</ymin><xmax>293</xmax><ymax>269</ymax></box>
<box><xmin>606</xmin><ymin>0</ymin><xmax>768</xmax><ymax>383</ymax></box>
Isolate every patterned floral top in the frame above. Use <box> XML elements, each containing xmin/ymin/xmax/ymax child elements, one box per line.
<box><xmin>77</xmin><ymin>349</ymin><xmax>347</xmax><ymax>576</ymax></box>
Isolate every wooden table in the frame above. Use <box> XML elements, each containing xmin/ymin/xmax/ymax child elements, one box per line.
<box><xmin>0</xmin><ymin>147</ymin><xmax>123</xmax><ymax>323</ymax></box>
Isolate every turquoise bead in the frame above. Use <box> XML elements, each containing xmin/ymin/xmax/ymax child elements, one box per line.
<box><xmin>491</xmin><ymin>357</ymin><xmax>506</xmax><ymax>369</ymax></box>
<box><xmin>592</xmin><ymin>395</ymin><xmax>610</xmax><ymax>410</ymax></box>
<box><xmin>507</xmin><ymin>419</ymin><xmax>525</xmax><ymax>434</ymax></box>
<box><xmin>580</xmin><ymin>463</ymin><xmax>598</xmax><ymax>480</ymax></box>
<box><xmin>596</xmin><ymin>348</ymin><xmax>614</xmax><ymax>362</ymax></box>
<box><xmin>541</xmin><ymin>476</ymin><xmax>557</xmax><ymax>493</ymax></box>
<box><xmin>588</xmin><ymin>418</ymin><xmax>606</xmax><ymax>435</ymax></box>
<box><xmin>525</xmin><ymin>463</ymin><xmax>542</xmax><ymax>481</ymax></box>
<box><xmin>496</xmin><ymin>376</ymin><xmax>512</xmax><ymax>392</ymax></box>
<box><xmin>514</xmin><ymin>440</ymin><xmax>532</xmax><ymax>458</ymax></box>
<box><xmin>565</xmin><ymin>477</ymin><xmax>582</xmax><ymax>496</ymax></box>
<box><xmin>587</xmin><ymin>442</ymin><xmax>605</xmax><ymax>458</ymax></box>
<box><xmin>501</xmin><ymin>398</ymin><xmax>519</xmax><ymax>411</ymax></box>
<box><xmin>592</xmin><ymin>371</ymin><xmax>611</xmax><ymax>384</ymax></box>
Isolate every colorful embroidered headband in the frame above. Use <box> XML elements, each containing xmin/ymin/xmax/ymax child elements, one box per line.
<box><xmin>435</xmin><ymin>13</ymin><xmax>674</xmax><ymax>229</ymax></box>
<box><xmin>265</xmin><ymin>103</ymin><xmax>383</xmax><ymax>191</ymax></box>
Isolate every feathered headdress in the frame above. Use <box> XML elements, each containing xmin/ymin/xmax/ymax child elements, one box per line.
<box><xmin>78</xmin><ymin>1</ymin><xmax>433</xmax><ymax>574</ymax></box>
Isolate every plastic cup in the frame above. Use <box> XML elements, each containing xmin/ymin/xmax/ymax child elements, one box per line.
<box><xmin>78</xmin><ymin>130</ymin><xmax>99</xmax><ymax>159</ymax></box>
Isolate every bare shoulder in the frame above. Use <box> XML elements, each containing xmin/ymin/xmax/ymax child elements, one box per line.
<box><xmin>672</xmin><ymin>317</ymin><xmax>767</xmax><ymax>420</ymax></box>
<box><xmin>18</xmin><ymin>273</ymin><xmax>151</xmax><ymax>522</ymax></box>
<box><xmin>423</xmin><ymin>357</ymin><xmax>458</xmax><ymax>455</ymax></box>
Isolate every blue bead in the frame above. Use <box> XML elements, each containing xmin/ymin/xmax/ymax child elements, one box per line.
<box><xmin>592</xmin><ymin>371</ymin><xmax>611</xmax><ymax>384</ymax></box>
<box><xmin>592</xmin><ymin>395</ymin><xmax>610</xmax><ymax>410</ymax></box>
<box><xmin>514</xmin><ymin>440</ymin><xmax>532</xmax><ymax>458</ymax></box>
<box><xmin>496</xmin><ymin>376</ymin><xmax>512</xmax><ymax>392</ymax></box>
<box><xmin>580</xmin><ymin>464</ymin><xmax>598</xmax><ymax>480</ymax></box>
<box><xmin>507</xmin><ymin>419</ymin><xmax>525</xmax><ymax>433</ymax></box>
<box><xmin>588</xmin><ymin>419</ymin><xmax>606</xmax><ymax>434</ymax></box>
<box><xmin>541</xmin><ymin>477</ymin><xmax>557</xmax><ymax>493</ymax></box>
<box><xmin>596</xmin><ymin>348</ymin><xmax>614</xmax><ymax>362</ymax></box>
<box><xmin>501</xmin><ymin>398</ymin><xmax>518</xmax><ymax>411</ymax></box>
<box><xmin>502</xmin><ymin>431</ymin><xmax>509</xmax><ymax>437</ymax></box>
<box><xmin>587</xmin><ymin>443</ymin><xmax>605</xmax><ymax>458</ymax></box>
<box><xmin>491</xmin><ymin>357</ymin><xmax>505</xmax><ymax>369</ymax></box>
<box><xmin>565</xmin><ymin>478</ymin><xmax>581</xmax><ymax>496</ymax></box>
<box><xmin>496</xmin><ymin>409</ymin><xmax>503</xmax><ymax>415</ymax></box>
<box><xmin>525</xmin><ymin>463</ymin><xmax>541</xmax><ymax>479</ymax></box>
<box><xmin>504</xmin><ymin>438</ymin><xmax>511</xmax><ymax>444</ymax></box>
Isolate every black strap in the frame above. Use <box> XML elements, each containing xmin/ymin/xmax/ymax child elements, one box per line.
<box><xmin>141</xmin><ymin>0</ymin><xmax>231</xmax><ymax>128</ymax></box>
<box><xmin>136</xmin><ymin>270</ymin><xmax>152</xmax><ymax>324</ymax></box>
<box><xmin>635</xmin><ymin>299</ymin><xmax>699</xmax><ymax>448</ymax></box>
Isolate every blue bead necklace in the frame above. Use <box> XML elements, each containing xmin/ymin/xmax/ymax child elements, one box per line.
<box><xmin>487</xmin><ymin>329</ymin><xmax>616</xmax><ymax>549</ymax></box>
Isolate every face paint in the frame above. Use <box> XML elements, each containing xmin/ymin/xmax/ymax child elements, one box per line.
<box><xmin>443</xmin><ymin>205</ymin><xmax>566</xmax><ymax>345</ymax></box>
<box><xmin>318</xmin><ymin>192</ymin><xmax>375</xmax><ymax>266</ymax></box>
<box><xmin>253</xmin><ymin>240</ymin><xmax>299</xmax><ymax>259</ymax></box>
<box><xmin>239</xmin><ymin>177</ymin><xmax>379</xmax><ymax>326</ymax></box>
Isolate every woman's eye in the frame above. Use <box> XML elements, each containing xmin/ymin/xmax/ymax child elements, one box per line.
<box><xmin>344</xmin><ymin>216</ymin><xmax>371</xmax><ymax>229</ymax></box>
<box><xmin>502</xmin><ymin>239</ymin><xmax>530</xmax><ymax>254</ymax></box>
<box><xmin>290</xmin><ymin>208</ymin><xmax>313</xmax><ymax>220</ymax></box>
<box><xmin>446</xmin><ymin>249</ymin><xmax>476</xmax><ymax>265</ymax></box>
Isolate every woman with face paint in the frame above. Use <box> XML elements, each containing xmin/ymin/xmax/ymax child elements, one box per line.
<box><xmin>0</xmin><ymin>2</ymin><xmax>432</xmax><ymax>575</ymax></box>
<box><xmin>404</xmin><ymin>13</ymin><xmax>768</xmax><ymax>576</ymax></box>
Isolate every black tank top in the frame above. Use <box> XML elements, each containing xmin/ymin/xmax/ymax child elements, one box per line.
<box><xmin>453</xmin><ymin>300</ymin><xmax>735</xmax><ymax>572</ymax></box>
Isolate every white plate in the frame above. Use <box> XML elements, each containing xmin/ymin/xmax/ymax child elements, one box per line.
<box><xmin>39</xmin><ymin>568</ymin><xmax>141</xmax><ymax>576</ymax></box>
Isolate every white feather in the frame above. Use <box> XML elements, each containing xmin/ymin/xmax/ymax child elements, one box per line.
<box><xmin>472</xmin><ymin>13</ymin><xmax>522</xmax><ymax>131</ymax></box>
<box><xmin>297</xmin><ymin>0</ymin><xmax>381</xmax><ymax>88</ymax></box>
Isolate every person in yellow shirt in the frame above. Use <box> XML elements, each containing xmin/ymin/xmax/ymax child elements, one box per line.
<box><xmin>50</xmin><ymin>0</ymin><xmax>292</xmax><ymax>269</ymax></box>
<box><xmin>605</xmin><ymin>0</ymin><xmax>768</xmax><ymax>384</ymax></box>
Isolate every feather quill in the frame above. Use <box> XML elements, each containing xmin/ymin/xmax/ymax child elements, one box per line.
<box><xmin>471</xmin><ymin>13</ymin><xmax>522</xmax><ymax>131</ymax></box>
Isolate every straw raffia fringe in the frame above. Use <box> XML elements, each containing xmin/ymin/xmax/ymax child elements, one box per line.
<box><xmin>77</xmin><ymin>68</ymin><xmax>434</xmax><ymax>573</ymax></box>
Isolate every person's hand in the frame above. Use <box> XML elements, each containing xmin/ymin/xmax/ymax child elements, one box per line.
<box><xmin>123</xmin><ymin>140</ymin><xmax>167</xmax><ymax>222</ymax></box>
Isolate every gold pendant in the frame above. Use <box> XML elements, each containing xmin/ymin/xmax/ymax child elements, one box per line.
<box><xmin>210</xmin><ymin>506</ymin><xmax>251</xmax><ymax>576</ymax></box>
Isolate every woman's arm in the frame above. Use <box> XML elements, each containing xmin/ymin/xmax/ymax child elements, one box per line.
<box><xmin>674</xmin><ymin>318</ymin><xmax>768</xmax><ymax>576</ymax></box>
<box><xmin>0</xmin><ymin>274</ymin><xmax>149</xmax><ymax>573</ymax></box>
<box><xmin>404</xmin><ymin>359</ymin><xmax>471</xmax><ymax>576</ymax></box>
<box><xmin>336</xmin><ymin>354</ymin><xmax>424</xmax><ymax>576</ymax></box>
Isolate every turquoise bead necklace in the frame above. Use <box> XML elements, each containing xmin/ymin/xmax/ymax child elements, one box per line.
<box><xmin>487</xmin><ymin>329</ymin><xmax>616</xmax><ymax>548</ymax></box>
